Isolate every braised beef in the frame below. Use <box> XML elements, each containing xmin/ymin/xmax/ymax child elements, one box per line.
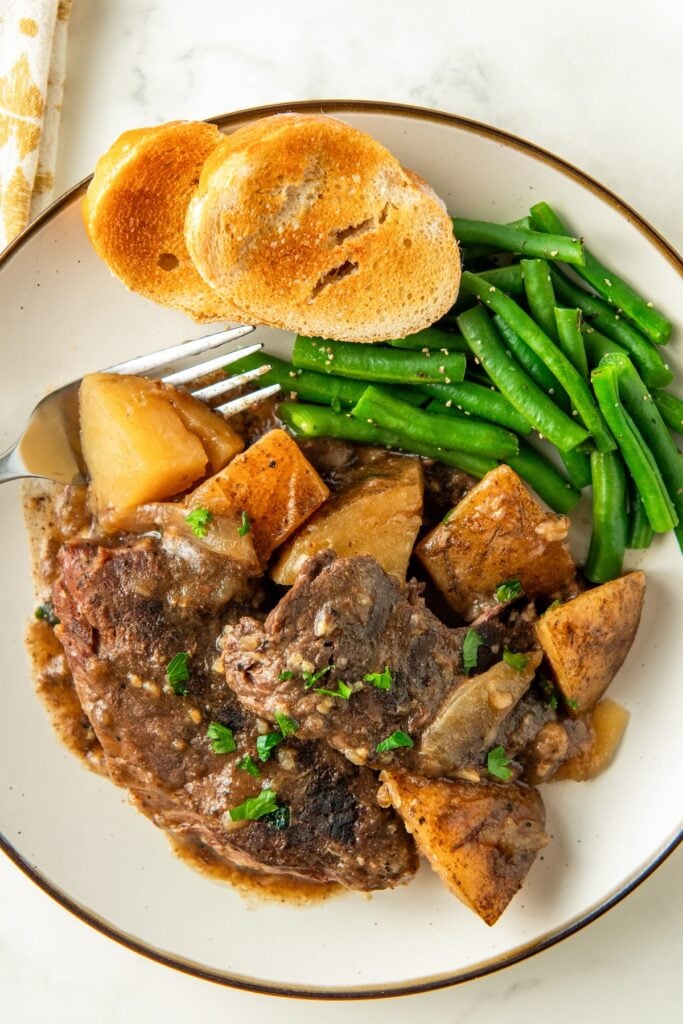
<box><xmin>53</xmin><ymin>536</ymin><xmax>417</xmax><ymax>889</ymax></box>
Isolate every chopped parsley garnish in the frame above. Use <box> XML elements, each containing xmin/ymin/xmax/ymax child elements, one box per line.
<box><xmin>185</xmin><ymin>506</ymin><xmax>213</xmax><ymax>538</ymax></box>
<box><xmin>487</xmin><ymin>745</ymin><xmax>513</xmax><ymax>781</ymax></box>
<box><xmin>274</xmin><ymin>710</ymin><xmax>299</xmax><ymax>737</ymax></box>
<box><xmin>206</xmin><ymin>722</ymin><xmax>237</xmax><ymax>754</ymax></box>
<box><xmin>494</xmin><ymin>579</ymin><xmax>522</xmax><ymax>604</ymax></box>
<box><xmin>503</xmin><ymin>648</ymin><xmax>528</xmax><ymax>672</ymax></box>
<box><xmin>314</xmin><ymin>680</ymin><xmax>352</xmax><ymax>701</ymax></box>
<box><xmin>566</xmin><ymin>697</ymin><xmax>580</xmax><ymax>712</ymax></box>
<box><xmin>35</xmin><ymin>602</ymin><xmax>59</xmax><ymax>627</ymax></box>
<box><xmin>166</xmin><ymin>652</ymin><xmax>190</xmax><ymax>695</ymax></box>
<box><xmin>256</xmin><ymin>731</ymin><xmax>284</xmax><ymax>762</ymax></box>
<box><xmin>364</xmin><ymin>666</ymin><xmax>393</xmax><ymax>690</ymax></box>
<box><xmin>262</xmin><ymin>805</ymin><xmax>291</xmax><ymax>830</ymax></box>
<box><xmin>462</xmin><ymin>629</ymin><xmax>484</xmax><ymax>675</ymax></box>
<box><xmin>538</xmin><ymin>677</ymin><xmax>559</xmax><ymax>710</ymax></box>
<box><xmin>442</xmin><ymin>507</ymin><xmax>455</xmax><ymax>524</ymax></box>
<box><xmin>237</xmin><ymin>510</ymin><xmax>251</xmax><ymax>537</ymax></box>
<box><xmin>302</xmin><ymin>665</ymin><xmax>333</xmax><ymax>689</ymax></box>
<box><xmin>375</xmin><ymin>730</ymin><xmax>414</xmax><ymax>754</ymax></box>
<box><xmin>277</xmin><ymin>670</ymin><xmax>294</xmax><ymax>682</ymax></box>
<box><xmin>229</xmin><ymin>788</ymin><xmax>280</xmax><ymax>822</ymax></box>
<box><xmin>546</xmin><ymin>599</ymin><xmax>562</xmax><ymax>614</ymax></box>
<box><xmin>237</xmin><ymin>754</ymin><xmax>261</xmax><ymax>778</ymax></box>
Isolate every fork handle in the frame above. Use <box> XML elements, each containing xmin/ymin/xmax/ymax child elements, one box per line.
<box><xmin>0</xmin><ymin>440</ymin><xmax>31</xmax><ymax>484</ymax></box>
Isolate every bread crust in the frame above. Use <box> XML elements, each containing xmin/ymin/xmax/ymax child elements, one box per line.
<box><xmin>83</xmin><ymin>121</ymin><xmax>243</xmax><ymax>321</ymax></box>
<box><xmin>185</xmin><ymin>114</ymin><xmax>461</xmax><ymax>341</ymax></box>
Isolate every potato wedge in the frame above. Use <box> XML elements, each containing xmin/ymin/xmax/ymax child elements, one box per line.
<box><xmin>416</xmin><ymin>465</ymin><xmax>577</xmax><ymax>620</ymax></box>
<box><xmin>80</xmin><ymin>373</ymin><xmax>208</xmax><ymax>512</ymax></box>
<box><xmin>535</xmin><ymin>572</ymin><xmax>645</xmax><ymax>714</ymax></box>
<box><xmin>380</xmin><ymin>772</ymin><xmax>547</xmax><ymax>925</ymax></box>
<box><xmin>164</xmin><ymin>385</ymin><xmax>243</xmax><ymax>472</ymax></box>
<box><xmin>271</xmin><ymin>454</ymin><xmax>423</xmax><ymax>584</ymax></box>
<box><xmin>188</xmin><ymin>428</ymin><xmax>330</xmax><ymax>561</ymax></box>
<box><xmin>553</xmin><ymin>699</ymin><xmax>630</xmax><ymax>782</ymax></box>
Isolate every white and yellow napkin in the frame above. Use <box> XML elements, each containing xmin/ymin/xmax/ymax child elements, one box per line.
<box><xmin>0</xmin><ymin>0</ymin><xmax>72</xmax><ymax>249</ymax></box>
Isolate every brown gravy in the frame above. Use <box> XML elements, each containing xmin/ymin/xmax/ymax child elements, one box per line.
<box><xmin>21</xmin><ymin>480</ymin><xmax>339</xmax><ymax>906</ymax></box>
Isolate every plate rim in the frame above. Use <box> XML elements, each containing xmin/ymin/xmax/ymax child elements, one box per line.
<box><xmin>1</xmin><ymin>98</ymin><xmax>681</xmax><ymax>1000</ymax></box>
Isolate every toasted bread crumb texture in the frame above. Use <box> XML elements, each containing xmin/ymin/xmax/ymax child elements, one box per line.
<box><xmin>83</xmin><ymin>121</ymin><xmax>243</xmax><ymax>321</ymax></box>
<box><xmin>185</xmin><ymin>114</ymin><xmax>461</xmax><ymax>341</ymax></box>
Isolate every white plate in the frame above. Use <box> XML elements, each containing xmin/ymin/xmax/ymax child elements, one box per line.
<box><xmin>1</xmin><ymin>101</ymin><xmax>681</xmax><ymax>998</ymax></box>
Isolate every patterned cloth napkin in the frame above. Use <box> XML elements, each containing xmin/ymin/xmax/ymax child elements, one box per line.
<box><xmin>0</xmin><ymin>0</ymin><xmax>72</xmax><ymax>250</ymax></box>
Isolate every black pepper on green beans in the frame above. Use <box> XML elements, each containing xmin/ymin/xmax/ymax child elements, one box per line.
<box><xmin>456</xmin><ymin>304</ymin><xmax>589</xmax><ymax>452</ymax></box>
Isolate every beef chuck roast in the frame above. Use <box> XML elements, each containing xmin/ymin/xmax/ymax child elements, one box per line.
<box><xmin>53</xmin><ymin>535</ymin><xmax>417</xmax><ymax>890</ymax></box>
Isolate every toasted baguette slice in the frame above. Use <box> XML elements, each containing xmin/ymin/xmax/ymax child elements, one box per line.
<box><xmin>83</xmin><ymin>121</ymin><xmax>243</xmax><ymax>321</ymax></box>
<box><xmin>185</xmin><ymin>113</ymin><xmax>461</xmax><ymax>342</ymax></box>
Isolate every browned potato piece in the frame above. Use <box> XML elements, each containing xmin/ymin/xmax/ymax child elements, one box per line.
<box><xmin>416</xmin><ymin>465</ymin><xmax>577</xmax><ymax>620</ymax></box>
<box><xmin>535</xmin><ymin>572</ymin><xmax>645</xmax><ymax>715</ymax></box>
<box><xmin>188</xmin><ymin>429</ymin><xmax>330</xmax><ymax>561</ymax></box>
<box><xmin>271</xmin><ymin>454</ymin><xmax>423</xmax><ymax>584</ymax></box>
<box><xmin>380</xmin><ymin>772</ymin><xmax>547</xmax><ymax>925</ymax></box>
<box><xmin>164</xmin><ymin>386</ymin><xmax>244</xmax><ymax>472</ymax></box>
<box><xmin>553</xmin><ymin>699</ymin><xmax>630</xmax><ymax>781</ymax></box>
<box><xmin>80</xmin><ymin>373</ymin><xmax>208</xmax><ymax>512</ymax></box>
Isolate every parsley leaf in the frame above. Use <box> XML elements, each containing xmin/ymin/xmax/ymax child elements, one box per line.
<box><xmin>566</xmin><ymin>697</ymin><xmax>580</xmax><ymax>712</ymax></box>
<box><xmin>35</xmin><ymin>602</ymin><xmax>59</xmax><ymax>627</ymax></box>
<box><xmin>442</xmin><ymin>507</ymin><xmax>455</xmax><ymax>524</ymax></box>
<box><xmin>166</xmin><ymin>652</ymin><xmax>190</xmax><ymax>696</ymax></box>
<box><xmin>274</xmin><ymin>711</ymin><xmax>299</xmax><ymax>737</ymax></box>
<box><xmin>302</xmin><ymin>665</ymin><xmax>333</xmax><ymax>689</ymax></box>
<box><xmin>206</xmin><ymin>722</ymin><xmax>237</xmax><ymax>754</ymax></box>
<box><xmin>229</xmin><ymin>788</ymin><xmax>279</xmax><ymax>822</ymax></box>
<box><xmin>503</xmin><ymin>648</ymin><xmax>528</xmax><ymax>672</ymax></box>
<box><xmin>462</xmin><ymin>629</ymin><xmax>484</xmax><ymax>675</ymax></box>
<box><xmin>261</xmin><ymin>805</ymin><xmax>291</xmax><ymax>830</ymax></box>
<box><xmin>487</xmin><ymin>745</ymin><xmax>513</xmax><ymax>781</ymax></box>
<box><xmin>538</xmin><ymin>677</ymin><xmax>559</xmax><ymax>710</ymax></box>
<box><xmin>237</xmin><ymin>754</ymin><xmax>261</xmax><ymax>778</ymax></box>
<box><xmin>185</xmin><ymin>507</ymin><xmax>213</xmax><ymax>539</ymax></box>
<box><xmin>256</xmin><ymin>731</ymin><xmax>284</xmax><ymax>762</ymax></box>
<box><xmin>364</xmin><ymin>666</ymin><xmax>393</xmax><ymax>690</ymax></box>
<box><xmin>237</xmin><ymin>510</ymin><xmax>251</xmax><ymax>537</ymax></box>
<box><xmin>277</xmin><ymin>670</ymin><xmax>294</xmax><ymax>682</ymax></box>
<box><xmin>375</xmin><ymin>730</ymin><xmax>414</xmax><ymax>754</ymax></box>
<box><xmin>494</xmin><ymin>578</ymin><xmax>522</xmax><ymax>603</ymax></box>
<box><xmin>314</xmin><ymin>680</ymin><xmax>352</xmax><ymax>701</ymax></box>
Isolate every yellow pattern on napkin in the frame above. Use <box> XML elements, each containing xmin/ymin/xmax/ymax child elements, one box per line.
<box><xmin>0</xmin><ymin>0</ymin><xmax>72</xmax><ymax>250</ymax></box>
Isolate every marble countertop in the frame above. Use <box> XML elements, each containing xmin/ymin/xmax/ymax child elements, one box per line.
<box><xmin>3</xmin><ymin>0</ymin><xmax>681</xmax><ymax>1020</ymax></box>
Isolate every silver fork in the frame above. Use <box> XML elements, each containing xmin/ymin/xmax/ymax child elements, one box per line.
<box><xmin>0</xmin><ymin>325</ymin><xmax>280</xmax><ymax>486</ymax></box>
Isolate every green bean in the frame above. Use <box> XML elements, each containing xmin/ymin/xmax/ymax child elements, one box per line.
<box><xmin>460</xmin><ymin>217</ymin><xmax>534</xmax><ymax>260</ymax></box>
<box><xmin>530</xmin><ymin>201</ymin><xmax>673</xmax><ymax>345</ymax></box>
<box><xmin>549</xmin><ymin>266</ymin><xmax>673</xmax><ymax>388</ymax></box>
<box><xmin>453</xmin><ymin>218</ymin><xmax>585</xmax><ymax>265</ymax></box>
<box><xmin>554</xmin><ymin>307</ymin><xmax>589</xmax><ymax>380</ymax></box>
<box><xmin>442</xmin><ymin>265</ymin><xmax>527</xmax><ymax>322</ymax></box>
<box><xmin>521</xmin><ymin>259</ymin><xmax>559</xmax><ymax>341</ymax></box>
<box><xmin>456</xmin><ymin>305</ymin><xmax>589</xmax><ymax>452</ymax></box>
<box><xmin>227</xmin><ymin>352</ymin><xmax>425</xmax><ymax>409</ymax></box>
<box><xmin>591</xmin><ymin>362</ymin><xmax>678</xmax><ymax>533</ymax></box>
<box><xmin>586</xmin><ymin>451</ymin><xmax>628</xmax><ymax>582</ymax></box>
<box><xmin>461</xmin><ymin>271</ymin><xmax>615</xmax><ymax>452</ymax></box>
<box><xmin>385</xmin><ymin>327</ymin><xmax>469</xmax><ymax>352</ymax></box>
<box><xmin>601</xmin><ymin>352</ymin><xmax>683</xmax><ymax>549</ymax></box>
<box><xmin>293</xmin><ymin>336</ymin><xmax>466</xmax><ymax>385</ymax></box>
<box><xmin>581</xmin><ymin>325</ymin><xmax>628</xmax><ymax>367</ymax></box>
<box><xmin>351</xmin><ymin>386</ymin><xmax>519</xmax><ymax>460</ymax></box>
<box><xmin>627</xmin><ymin>485</ymin><xmax>655</xmax><ymax>550</ymax></box>
<box><xmin>493</xmin><ymin>314</ymin><xmax>568</xmax><ymax>405</ymax></box>
<box><xmin>278</xmin><ymin>402</ymin><xmax>496</xmax><ymax>477</ymax></box>
<box><xmin>423</xmin><ymin>382</ymin><xmax>532</xmax><ymax>434</ymax></box>
<box><xmin>507</xmin><ymin>439</ymin><xmax>582</xmax><ymax>515</ymax></box>
<box><xmin>653</xmin><ymin>390</ymin><xmax>683</xmax><ymax>436</ymax></box>
<box><xmin>560</xmin><ymin>448</ymin><xmax>592</xmax><ymax>490</ymax></box>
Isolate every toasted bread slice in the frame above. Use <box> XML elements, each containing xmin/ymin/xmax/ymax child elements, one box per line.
<box><xmin>83</xmin><ymin>121</ymin><xmax>243</xmax><ymax>321</ymax></box>
<box><xmin>185</xmin><ymin>113</ymin><xmax>461</xmax><ymax>341</ymax></box>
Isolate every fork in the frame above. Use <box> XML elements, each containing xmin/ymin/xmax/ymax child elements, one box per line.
<box><xmin>0</xmin><ymin>325</ymin><xmax>280</xmax><ymax>486</ymax></box>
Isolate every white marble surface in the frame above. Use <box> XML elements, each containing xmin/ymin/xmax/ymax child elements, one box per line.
<box><xmin>2</xmin><ymin>0</ymin><xmax>682</xmax><ymax>1019</ymax></box>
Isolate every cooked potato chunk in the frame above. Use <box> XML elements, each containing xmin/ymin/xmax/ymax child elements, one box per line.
<box><xmin>164</xmin><ymin>386</ymin><xmax>243</xmax><ymax>472</ymax></box>
<box><xmin>379</xmin><ymin>772</ymin><xmax>547</xmax><ymax>925</ymax></box>
<box><xmin>535</xmin><ymin>572</ymin><xmax>645</xmax><ymax>714</ymax></box>
<box><xmin>271</xmin><ymin>454</ymin><xmax>423</xmax><ymax>584</ymax></box>
<box><xmin>416</xmin><ymin>465</ymin><xmax>577</xmax><ymax>620</ymax></box>
<box><xmin>188</xmin><ymin>428</ymin><xmax>329</xmax><ymax>561</ymax></box>
<box><xmin>553</xmin><ymin>699</ymin><xmax>630</xmax><ymax>781</ymax></box>
<box><xmin>80</xmin><ymin>373</ymin><xmax>208</xmax><ymax>512</ymax></box>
